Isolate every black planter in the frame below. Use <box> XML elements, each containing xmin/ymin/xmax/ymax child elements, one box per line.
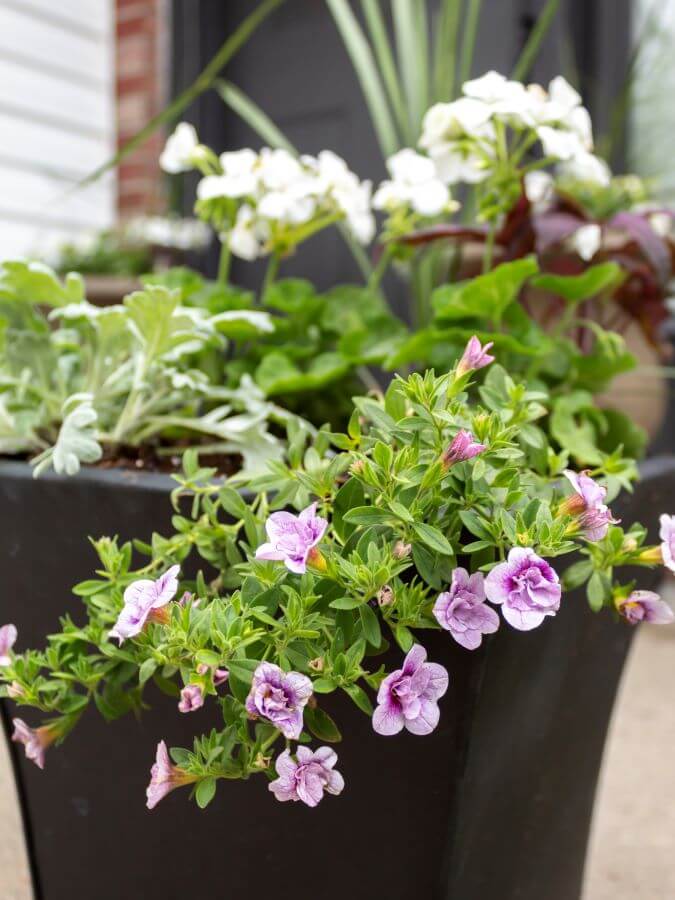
<box><xmin>1</xmin><ymin>458</ymin><xmax>672</xmax><ymax>900</ymax></box>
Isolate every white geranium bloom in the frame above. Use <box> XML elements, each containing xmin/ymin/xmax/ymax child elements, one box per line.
<box><xmin>420</xmin><ymin>98</ymin><xmax>494</xmax><ymax>147</ymax></box>
<box><xmin>548</xmin><ymin>76</ymin><xmax>582</xmax><ymax>117</ymax></box>
<box><xmin>524</xmin><ymin>171</ymin><xmax>554</xmax><ymax>209</ymax></box>
<box><xmin>537</xmin><ymin>126</ymin><xmax>587</xmax><ymax>162</ymax></box>
<box><xmin>257</xmin><ymin>183</ymin><xmax>317</xmax><ymax>225</ymax></box>
<box><xmin>160</xmin><ymin>123</ymin><xmax>200</xmax><ymax>173</ymax></box>
<box><xmin>429</xmin><ymin>144</ymin><xmax>490</xmax><ymax>185</ymax></box>
<box><xmin>334</xmin><ymin>180</ymin><xmax>376</xmax><ymax>245</ymax></box>
<box><xmin>226</xmin><ymin>205</ymin><xmax>263</xmax><ymax>260</ymax></box>
<box><xmin>373</xmin><ymin>149</ymin><xmax>452</xmax><ymax>217</ymax></box>
<box><xmin>303</xmin><ymin>150</ymin><xmax>356</xmax><ymax>193</ymax></box>
<box><xmin>558</xmin><ymin>152</ymin><xmax>611</xmax><ymax>186</ymax></box>
<box><xmin>218</xmin><ymin>149</ymin><xmax>260</xmax><ymax>196</ymax></box>
<box><xmin>570</xmin><ymin>223</ymin><xmax>602</xmax><ymax>261</ymax></box>
<box><xmin>462</xmin><ymin>70</ymin><xmax>534</xmax><ymax>126</ymax></box>
<box><xmin>649</xmin><ymin>212</ymin><xmax>672</xmax><ymax>238</ymax></box>
<box><xmin>258</xmin><ymin>148</ymin><xmax>304</xmax><ymax>190</ymax></box>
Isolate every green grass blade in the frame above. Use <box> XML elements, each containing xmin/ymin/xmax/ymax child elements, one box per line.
<box><xmin>360</xmin><ymin>0</ymin><xmax>412</xmax><ymax>143</ymax></box>
<box><xmin>326</xmin><ymin>0</ymin><xmax>400</xmax><ymax>158</ymax></box>
<box><xmin>459</xmin><ymin>0</ymin><xmax>483</xmax><ymax>85</ymax></box>
<box><xmin>433</xmin><ymin>0</ymin><xmax>462</xmax><ymax>102</ymax></box>
<box><xmin>391</xmin><ymin>0</ymin><xmax>429</xmax><ymax>138</ymax></box>
<box><xmin>215</xmin><ymin>80</ymin><xmax>295</xmax><ymax>152</ymax></box>
<box><xmin>77</xmin><ymin>0</ymin><xmax>285</xmax><ymax>188</ymax></box>
<box><xmin>511</xmin><ymin>0</ymin><xmax>560</xmax><ymax>82</ymax></box>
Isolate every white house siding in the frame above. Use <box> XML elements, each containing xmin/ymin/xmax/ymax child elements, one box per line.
<box><xmin>0</xmin><ymin>0</ymin><xmax>116</xmax><ymax>261</ymax></box>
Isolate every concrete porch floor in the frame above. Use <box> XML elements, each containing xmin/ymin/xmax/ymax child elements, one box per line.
<box><xmin>1</xmin><ymin>622</ymin><xmax>673</xmax><ymax>899</ymax></box>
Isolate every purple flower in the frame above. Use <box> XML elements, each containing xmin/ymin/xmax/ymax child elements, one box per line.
<box><xmin>146</xmin><ymin>740</ymin><xmax>196</xmax><ymax>810</ymax></box>
<box><xmin>563</xmin><ymin>470</ymin><xmax>618</xmax><ymax>541</ymax></box>
<box><xmin>109</xmin><ymin>565</ymin><xmax>180</xmax><ymax>644</ymax></box>
<box><xmin>196</xmin><ymin>664</ymin><xmax>229</xmax><ymax>687</ymax></box>
<box><xmin>616</xmin><ymin>590</ymin><xmax>675</xmax><ymax>626</ymax></box>
<box><xmin>434</xmin><ymin>568</ymin><xmax>499</xmax><ymax>650</ymax></box>
<box><xmin>372</xmin><ymin>644</ymin><xmax>449</xmax><ymax>736</ymax></box>
<box><xmin>255</xmin><ymin>502</ymin><xmax>328</xmax><ymax>575</ymax></box>
<box><xmin>485</xmin><ymin>547</ymin><xmax>561</xmax><ymax>631</ymax></box>
<box><xmin>12</xmin><ymin>719</ymin><xmax>57</xmax><ymax>770</ymax></box>
<box><xmin>457</xmin><ymin>336</ymin><xmax>495</xmax><ymax>376</ymax></box>
<box><xmin>178</xmin><ymin>684</ymin><xmax>204</xmax><ymax>713</ymax></box>
<box><xmin>659</xmin><ymin>514</ymin><xmax>675</xmax><ymax>572</ymax></box>
<box><xmin>269</xmin><ymin>746</ymin><xmax>344</xmax><ymax>807</ymax></box>
<box><xmin>0</xmin><ymin>624</ymin><xmax>17</xmax><ymax>666</ymax></box>
<box><xmin>245</xmin><ymin>662</ymin><xmax>313</xmax><ymax>739</ymax></box>
<box><xmin>441</xmin><ymin>430</ymin><xmax>486</xmax><ymax>468</ymax></box>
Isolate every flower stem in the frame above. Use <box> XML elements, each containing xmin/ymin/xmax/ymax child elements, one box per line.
<box><xmin>217</xmin><ymin>242</ymin><xmax>231</xmax><ymax>285</ymax></box>
<box><xmin>261</xmin><ymin>253</ymin><xmax>280</xmax><ymax>304</ymax></box>
<box><xmin>368</xmin><ymin>245</ymin><xmax>393</xmax><ymax>292</ymax></box>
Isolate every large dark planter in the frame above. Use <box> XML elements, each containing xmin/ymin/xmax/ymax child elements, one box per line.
<box><xmin>1</xmin><ymin>457</ymin><xmax>672</xmax><ymax>900</ymax></box>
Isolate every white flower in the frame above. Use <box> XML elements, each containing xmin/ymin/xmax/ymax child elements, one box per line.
<box><xmin>558</xmin><ymin>152</ymin><xmax>612</xmax><ymax>186</ymax></box>
<box><xmin>334</xmin><ymin>179</ymin><xmax>376</xmax><ymax>244</ymax></box>
<box><xmin>226</xmin><ymin>205</ymin><xmax>264</xmax><ymax>261</ymax></box>
<box><xmin>462</xmin><ymin>70</ymin><xmax>534</xmax><ymax>126</ymax></box>
<box><xmin>374</xmin><ymin>149</ymin><xmax>454</xmax><ymax>217</ymax></box>
<box><xmin>160</xmin><ymin>123</ymin><xmax>200</xmax><ymax>173</ymax></box>
<box><xmin>547</xmin><ymin>76</ymin><xmax>582</xmax><ymax>118</ymax></box>
<box><xmin>524</xmin><ymin>171</ymin><xmax>554</xmax><ymax>209</ymax></box>
<box><xmin>257</xmin><ymin>148</ymin><xmax>304</xmax><ymax>191</ymax></box>
<box><xmin>570</xmin><ymin>223</ymin><xmax>602</xmax><ymax>261</ymax></box>
<box><xmin>537</xmin><ymin>126</ymin><xmax>587</xmax><ymax>162</ymax></box>
<box><xmin>303</xmin><ymin>150</ymin><xmax>355</xmax><ymax>192</ymax></box>
<box><xmin>218</xmin><ymin>148</ymin><xmax>261</xmax><ymax>196</ymax></box>
<box><xmin>649</xmin><ymin>212</ymin><xmax>672</xmax><ymax>239</ymax></box>
<box><xmin>429</xmin><ymin>145</ymin><xmax>490</xmax><ymax>185</ymax></box>
<box><xmin>420</xmin><ymin>98</ymin><xmax>494</xmax><ymax>148</ymax></box>
<box><xmin>257</xmin><ymin>186</ymin><xmax>317</xmax><ymax>225</ymax></box>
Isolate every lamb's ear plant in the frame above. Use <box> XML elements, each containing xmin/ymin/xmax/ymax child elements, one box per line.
<box><xmin>2</xmin><ymin>338</ymin><xmax>672</xmax><ymax>807</ymax></box>
<box><xmin>0</xmin><ymin>260</ymin><xmax>308</xmax><ymax>476</ymax></box>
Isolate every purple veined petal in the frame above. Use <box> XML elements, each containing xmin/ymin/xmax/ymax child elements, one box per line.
<box><xmin>295</xmin><ymin>745</ymin><xmax>315</xmax><ymax>765</ymax></box>
<box><xmin>422</xmin><ymin>663</ymin><xmax>449</xmax><ymax>701</ymax></box>
<box><xmin>283</xmin><ymin>554</ymin><xmax>309</xmax><ymax>575</ymax></box>
<box><xmin>265</xmin><ymin>511</ymin><xmax>301</xmax><ymax>541</ymax></box>
<box><xmin>376</xmin><ymin>669</ymin><xmax>401</xmax><ymax>705</ymax></box>
<box><xmin>372</xmin><ymin>702</ymin><xmax>405</xmax><ymax>736</ymax></box>
<box><xmin>404</xmin><ymin>700</ymin><xmax>440</xmax><ymax>736</ymax></box>
<box><xmin>484</xmin><ymin>561</ymin><xmax>509</xmax><ymax>605</ymax></box>
<box><xmin>279</xmin><ymin>709</ymin><xmax>304</xmax><ymax>740</ymax></box>
<box><xmin>285</xmin><ymin>671</ymin><xmax>313</xmax><ymax>701</ymax></box>
<box><xmin>269</xmin><ymin>778</ymin><xmax>297</xmax><ymax>802</ymax></box>
<box><xmin>274</xmin><ymin>749</ymin><xmax>297</xmax><ymax>779</ymax></box>
<box><xmin>255</xmin><ymin>542</ymin><xmax>287</xmax><ymax>562</ymax></box>
<box><xmin>452</xmin><ymin>628</ymin><xmax>483</xmax><ymax>650</ymax></box>
<box><xmin>401</xmin><ymin>644</ymin><xmax>427</xmax><ymax>675</ymax></box>
<box><xmin>152</xmin><ymin>565</ymin><xmax>180</xmax><ymax>608</ymax></box>
<box><xmin>501</xmin><ymin>604</ymin><xmax>547</xmax><ymax>631</ymax></box>
<box><xmin>467</xmin><ymin>572</ymin><xmax>487</xmax><ymax>599</ymax></box>
<box><xmin>325</xmin><ymin>768</ymin><xmax>345</xmax><ymax>796</ymax></box>
<box><xmin>312</xmin><ymin>746</ymin><xmax>338</xmax><ymax>769</ymax></box>
<box><xmin>296</xmin><ymin>769</ymin><xmax>325</xmax><ymax>807</ymax></box>
<box><xmin>122</xmin><ymin>578</ymin><xmax>156</xmax><ymax>610</ymax></box>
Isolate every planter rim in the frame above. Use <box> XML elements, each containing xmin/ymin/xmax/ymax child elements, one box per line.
<box><xmin>0</xmin><ymin>454</ymin><xmax>673</xmax><ymax>493</ymax></box>
<box><xmin>0</xmin><ymin>459</ymin><xmax>175</xmax><ymax>493</ymax></box>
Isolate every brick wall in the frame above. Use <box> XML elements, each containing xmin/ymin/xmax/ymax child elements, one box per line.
<box><xmin>115</xmin><ymin>0</ymin><xmax>168</xmax><ymax>220</ymax></box>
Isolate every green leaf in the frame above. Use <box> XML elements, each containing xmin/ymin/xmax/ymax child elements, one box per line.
<box><xmin>432</xmin><ymin>258</ymin><xmax>539</xmax><ymax>325</ymax></box>
<box><xmin>139</xmin><ymin>658</ymin><xmax>158</xmax><ymax>686</ymax></box>
<box><xmin>587</xmin><ymin>571</ymin><xmax>610</xmax><ymax>612</ymax></box>
<box><xmin>413</xmin><ymin>522</ymin><xmax>454</xmax><ymax>556</ymax></box>
<box><xmin>342</xmin><ymin>682</ymin><xmax>374</xmax><ymax>715</ymax></box>
<box><xmin>196</xmin><ymin>777</ymin><xmax>217</xmax><ymax>809</ymax></box>
<box><xmin>550</xmin><ymin>391</ymin><xmax>604</xmax><ymax>466</ymax></box>
<box><xmin>563</xmin><ymin>560</ymin><xmax>594</xmax><ymax>591</ymax></box>
<box><xmin>530</xmin><ymin>263</ymin><xmax>624</xmax><ymax>305</ymax></box>
<box><xmin>333</xmin><ymin>478</ymin><xmax>365</xmax><ymax>541</ymax></box>
<box><xmin>394</xmin><ymin>623</ymin><xmax>415</xmax><ymax>652</ymax></box>
<box><xmin>255</xmin><ymin>352</ymin><xmax>350</xmax><ymax>396</ymax></box>
<box><xmin>330</xmin><ymin>596</ymin><xmax>364</xmax><ymax>610</ymax></box>
<box><xmin>511</xmin><ymin>0</ymin><xmax>561</xmax><ymax>81</ymax></box>
<box><xmin>343</xmin><ymin>506</ymin><xmax>393</xmax><ymax>526</ymax></box>
<box><xmin>360</xmin><ymin>603</ymin><xmax>382</xmax><ymax>647</ymax></box>
<box><xmin>0</xmin><ymin>260</ymin><xmax>85</xmax><ymax>307</ymax></box>
<box><xmin>304</xmin><ymin>705</ymin><xmax>342</xmax><ymax>742</ymax></box>
<box><xmin>312</xmin><ymin>677</ymin><xmax>338</xmax><ymax>694</ymax></box>
<box><xmin>215</xmin><ymin>79</ymin><xmax>296</xmax><ymax>152</ymax></box>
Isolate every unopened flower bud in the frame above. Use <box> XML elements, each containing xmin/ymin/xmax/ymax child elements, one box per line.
<box><xmin>350</xmin><ymin>459</ymin><xmax>365</xmax><ymax>476</ymax></box>
<box><xmin>377</xmin><ymin>585</ymin><xmax>394</xmax><ymax>607</ymax></box>
<box><xmin>393</xmin><ymin>541</ymin><xmax>412</xmax><ymax>559</ymax></box>
<box><xmin>638</xmin><ymin>546</ymin><xmax>663</xmax><ymax>564</ymax></box>
<box><xmin>309</xmin><ymin>657</ymin><xmax>325</xmax><ymax>672</ymax></box>
<box><xmin>441</xmin><ymin>430</ymin><xmax>486</xmax><ymax>470</ymax></box>
<box><xmin>254</xmin><ymin>752</ymin><xmax>271</xmax><ymax>770</ymax></box>
<box><xmin>622</xmin><ymin>536</ymin><xmax>638</xmax><ymax>552</ymax></box>
<box><xmin>7</xmin><ymin>681</ymin><xmax>24</xmax><ymax>699</ymax></box>
<box><xmin>456</xmin><ymin>336</ymin><xmax>495</xmax><ymax>377</ymax></box>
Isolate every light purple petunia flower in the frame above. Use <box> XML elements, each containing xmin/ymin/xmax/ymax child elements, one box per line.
<box><xmin>563</xmin><ymin>470</ymin><xmax>618</xmax><ymax>542</ymax></box>
<box><xmin>0</xmin><ymin>624</ymin><xmax>17</xmax><ymax>666</ymax></box>
<box><xmin>457</xmin><ymin>336</ymin><xmax>495</xmax><ymax>376</ymax></box>
<box><xmin>178</xmin><ymin>684</ymin><xmax>204</xmax><ymax>713</ymax></box>
<box><xmin>659</xmin><ymin>514</ymin><xmax>675</xmax><ymax>573</ymax></box>
<box><xmin>245</xmin><ymin>662</ymin><xmax>313</xmax><ymax>739</ymax></box>
<box><xmin>197</xmin><ymin>663</ymin><xmax>230</xmax><ymax>687</ymax></box>
<box><xmin>255</xmin><ymin>502</ymin><xmax>328</xmax><ymax>575</ymax></box>
<box><xmin>269</xmin><ymin>746</ymin><xmax>345</xmax><ymax>807</ymax></box>
<box><xmin>616</xmin><ymin>590</ymin><xmax>675</xmax><ymax>625</ymax></box>
<box><xmin>372</xmin><ymin>644</ymin><xmax>449</xmax><ymax>737</ymax></box>
<box><xmin>441</xmin><ymin>430</ymin><xmax>486</xmax><ymax>468</ymax></box>
<box><xmin>109</xmin><ymin>565</ymin><xmax>180</xmax><ymax>644</ymax></box>
<box><xmin>146</xmin><ymin>740</ymin><xmax>196</xmax><ymax>810</ymax></box>
<box><xmin>485</xmin><ymin>547</ymin><xmax>561</xmax><ymax>631</ymax></box>
<box><xmin>11</xmin><ymin>719</ymin><xmax>56</xmax><ymax>770</ymax></box>
<box><xmin>434</xmin><ymin>568</ymin><xmax>499</xmax><ymax>650</ymax></box>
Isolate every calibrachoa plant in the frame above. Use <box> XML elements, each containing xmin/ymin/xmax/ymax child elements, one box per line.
<box><xmin>1</xmin><ymin>339</ymin><xmax>673</xmax><ymax>809</ymax></box>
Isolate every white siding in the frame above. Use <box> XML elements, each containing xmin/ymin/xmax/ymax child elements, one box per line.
<box><xmin>0</xmin><ymin>0</ymin><xmax>116</xmax><ymax>261</ymax></box>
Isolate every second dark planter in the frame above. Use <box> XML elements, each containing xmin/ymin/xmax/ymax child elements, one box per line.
<box><xmin>1</xmin><ymin>458</ymin><xmax>671</xmax><ymax>900</ymax></box>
